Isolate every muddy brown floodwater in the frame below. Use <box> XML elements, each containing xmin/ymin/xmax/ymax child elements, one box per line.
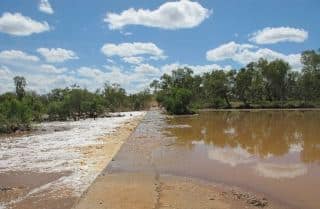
<box><xmin>75</xmin><ymin>110</ymin><xmax>320</xmax><ymax>209</ymax></box>
<box><xmin>161</xmin><ymin>110</ymin><xmax>320</xmax><ymax>209</ymax></box>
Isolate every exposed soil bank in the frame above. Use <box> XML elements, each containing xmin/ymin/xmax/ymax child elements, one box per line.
<box><xmin>0</xmin><ymin>112</ymin><xmax>145</xmax><ymax>209</ymax></box>
<box><xmin>73</xmin><ymin>111</ymin><xmax>290</xmax><ymax>209</ymax></box>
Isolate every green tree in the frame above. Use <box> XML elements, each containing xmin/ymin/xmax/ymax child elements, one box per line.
<box><xmin>103</xmin><ymin>83</ymin><xmax>127</xmax><ymax>111</ymax></box>
<box><xmin>301</xmin><ymin>50</ymin><xmax>320</xmax><ymax>72</ymax></box>
<box><xmin>47</xmin><ymin>101</ymin><xmax>68</xmax><ymax>120</ymax></box>
<box><xmin>299</xmin><ymin>71</ymin><xmax>317</xmax><ymax>102</ymax></box>
<box><xmin>260</xmin><ymin>59</ymin><xmax>290</xmax><ymax>101</ymax></box>
<box><xmin>171</xmin><ymin>67</ymin><xmax>194</xmax><ymax>89</ymax></box>
<box><xmin>300</xmin><ymin>50</ymin><xmax>320</xmax><ymax>99</ymax></box>
<box><xmin>150</xmin><ymin>80</ymin><xmax>160</xmax><ymax>93</ymax></box>
<box><xmin>0</xmin><ymin>98</ymin><xmax>32</xmax><ymax>132</ymax></box>
<box><xmin>235</xmin><ymin>68</ymin><xmax>253</xmax><ymax>106</ymax></box>
<box><xmin>156</xmin><ymin>68</ymin><xmax>195</xmax><ymax>114</ymax></box>
<box><xmin>287</xmin><ymin>71</ymin><xmax>300</xmax><ymax>100</ymax></box>
<box><xmin>129</xmin><ymin>89</ymin><xmax>152</xmax><ymax>110</ymax></box>
<box><xmin>14</xmin><ymin>76</ymin><xmax>26</xmax><ymax>100</ymax></box>
<box><xmin>203</xmin><ymin>70</ymin><xmax>231</xmax><ymax>107</ymax></box>
<box><xmin>160</xmin><ymin>88</ymin><xmax>193</xmax><ymax>115</ymax></box>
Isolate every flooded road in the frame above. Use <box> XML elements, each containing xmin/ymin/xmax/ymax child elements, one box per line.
<box><xmin>4</xmin><ymin>110</ymin><xmax>318</xmax><ymax>209</ymax></box>
<box><xmin>101</xmin><ymin>110</ymin><xmax>320</xmax><ymax>209</ymax></box>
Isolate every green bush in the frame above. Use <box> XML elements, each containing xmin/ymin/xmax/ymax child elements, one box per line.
<box><xmin>161</xmin><ymin>88</ymin><xmax>193</xmax><ymax>115</ymax></box>
<box><xmin>212</xmin><ymin>97</ymin><xmax>226</xmax><ymax>108</ymax></box>
<box><xmin>48</xmin><ymin>101</ymin><xmax>69</xmax><ymax>121</ymax></box>
<box><xmin>0</xmin><ymin>98</ymin><xmax>32</xmax><ymax>133</ymax></box>
<box><xmin>0</xmin><ymin>112</ymin><xmax>8</xmax><ymax>133</ymax></box>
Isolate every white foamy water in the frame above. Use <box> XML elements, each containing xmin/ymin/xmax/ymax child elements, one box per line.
<box><xmin>0</xmin><ymin>111</ymin><xmax>145</xmax><ymax>198</ymax></box>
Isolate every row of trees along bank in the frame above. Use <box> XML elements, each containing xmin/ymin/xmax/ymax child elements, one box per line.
<box><xmin>0</xmin><ymin>79</ymin><xmax>152</xmax><ymax>133</ymax></box>
<box><xmin>151</xmin><ymin>49</ymin><xmax>320</xmax><ymax>114</ymax></box>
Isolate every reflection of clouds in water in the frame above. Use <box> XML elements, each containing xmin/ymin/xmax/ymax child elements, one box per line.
<box><xmin>191</xmin><ymin>140</ymin><xmax>204</xmax><ymax>145</ymax></box>
<box><xmin>201</xmin><ymin>127</ymin><xmax>206</xmax><ymax>135</ymax></box>
<box><xmin>167</xmin><ymin>124</ymin><xmax>192</xmax><ymax>128</ymax></box>
<box><xmin>293</xmin><ymin>131</ymin><xmax>303</xmax><ymax>141</ymax></box>
<box><xmin>207</xmin><ymin>146</ymin><xmax>255</xmax><ymax>167</ymax></box>
<box><xmin>289</xmin><ymin>143</ymin><xmax>303</xmax><ymax>153</ymax></box>
<box><xmin>255</xmin><ymin>163</ymin><xmax>307</xmax><ymax>179</ymax></box>
<box><xmin>223</xmin><ymin>127</ymin><xmax>236</xmax><ymax>137</ymax></box>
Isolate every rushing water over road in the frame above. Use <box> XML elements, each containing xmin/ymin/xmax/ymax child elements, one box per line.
<box><xmin>0</xmin><ymin>112</ymin><xmax>145</xmax><ymax>209</ymax></box>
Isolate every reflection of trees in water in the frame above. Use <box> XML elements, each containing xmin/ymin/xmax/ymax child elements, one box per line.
<box><xmin>165</xmin><ymin>111</ymin><xmax>320</xmax><ymax>163</ymax></box>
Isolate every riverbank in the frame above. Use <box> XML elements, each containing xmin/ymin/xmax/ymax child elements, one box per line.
<box><xmin>0</xmin><ymin>111</ymin><xmax>146</xmax><ymax>209</ymax></box>
<box><xmin>199</xmin><ymin>107</ymin><xmax>320</xmax><ymax>111</ymax></box>
<box><xmin>194</xmin><ymin>100</ymin><xmax>320</xmax><ymax>111</ymax></box>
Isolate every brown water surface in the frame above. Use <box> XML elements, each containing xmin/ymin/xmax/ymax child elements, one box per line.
<box><xmin>156</xmin><ymin>110</ymin><xmax>320</xmax><ymax>209</ymax></box>
<box><xmin>106</xmin><ymin>110</ymin><xmax>320</xmax><ymax>209</ymax></box>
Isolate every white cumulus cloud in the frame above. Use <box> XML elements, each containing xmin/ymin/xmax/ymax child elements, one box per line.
<box><xmin>0</xmin><ymin>12</ymin><xmax>50</xmax><ymax>36</ymax></box>
<box><xmin>134</xmin><ymin>63</ymin><xmax>160</xmax><ymax>75</ymax></box>
<box><xmin>206</xmin><ymin>42</ymin><xmax>256</xmax><ymax>62</ymax></box>
<box><xmin>101</xmin><ymin>42</ymin><xmax>165</xmax><ymax>60</ymax></box>
<box><xmin>37</xmin><ymin>48</ymin><xmax>79</xmax><ymax>63</ymax></box>
<box><xmin>0</xmin><ymin>65</ymin><xmax>12</xmax><ymax>77</ymax></box>
<box><xmin>161</xmin><ymin>63</ymin><xmax>232</xmax><ymax>75</ymax></box>
<box><xmin>249</xmin><ymin>27</ymin><xmax>308</xmax><ymax>44</ymax></box>
<box><xmin>104</xmin><ymin>0</ymin><xmax>211</xmax><ymax>30</ymax></box>
<box><xmin>122</xmin><ymin>56</ymin><xmax>144</xmax><ymax>65</ymax></box>
<box><xmin>39</xmin><ymin>64</ymin><xmax>67</xmax><ymax>74</ymax></box>
<box><xmin>77</xmin><ymin>64</ymin><xmax>162</xmax><ymax>93</ymax></box>
<box><xmin>0</xmin><ymin>65</ymin><xmax>14</xmax><ymax>93</ymax></box>
<box><xmin>206</xmin><ymin>41</ymin><xmax>302</xmax><ymax>71</ymax></box>
<box><xmin>0</xmin><ymin>50</ymin><xmax>39</xmax><ymax>62</ymax></box>
<box><xmin>0</xmin><ymin>60</ymin><xmax>235</xmax><ymax>94</ymax></box>
<box><xmin>39</xmin><ymin>0</ymin><xmax>54</xmax><ymax>15</ymax></box>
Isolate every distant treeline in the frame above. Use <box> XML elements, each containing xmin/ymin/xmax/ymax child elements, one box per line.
<box><xmin>1</xmin><ymin>49</ymin><xmax>319</xmax><ymax>133</ymax></box>
<box><xmin>151</xmin><ymin>49</ymin><xmax>320</xmax><ymax>114</ymax></box>
<box><xmin>0</xmin><ymin>80</ymin><xmax>152</xmax><ymax>133</ymax></box>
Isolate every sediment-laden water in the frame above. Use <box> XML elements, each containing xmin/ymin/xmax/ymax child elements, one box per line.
<box><xmin>161</xmin><ymin>110</ymin><xmax>320</xmax><ymax>209</ymax></box>
<box><xmin>107</xmin><ymin>110</ymin><xmax>320</xmax><ymax>209</ymax></box>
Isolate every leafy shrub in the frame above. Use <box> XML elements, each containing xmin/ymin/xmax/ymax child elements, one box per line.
<box><xmin>0</xmin><ymin>98</ymin><xmax>32</xmax><ymax>133</ymax></box>
<box><xmin>160</xmin><ymin>88</ymin><xmax>193</xmax><ymax>115</ymax></box>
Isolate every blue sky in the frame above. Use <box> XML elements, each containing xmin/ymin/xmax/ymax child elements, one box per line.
<box><xmin>0</xmin><ymin>0</ymin><xmax>319</xmax><ymax>93</ymax></box>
